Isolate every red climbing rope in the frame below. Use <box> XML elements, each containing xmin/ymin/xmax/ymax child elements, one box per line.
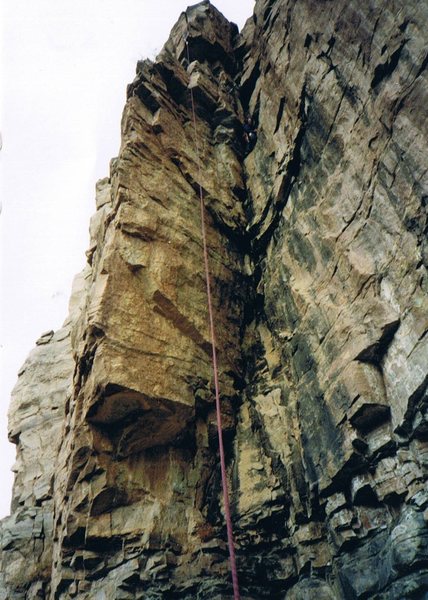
<box><xmin>185</xmin><ymin>28</ymin><xmax>241</xmax><ymax>600</ymax></box>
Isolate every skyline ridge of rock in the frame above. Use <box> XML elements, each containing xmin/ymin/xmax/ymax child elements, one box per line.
<box><xmin>1</xmin><ymin>0</ymin><xmax>428</xmax><ymax>598</ymax></box>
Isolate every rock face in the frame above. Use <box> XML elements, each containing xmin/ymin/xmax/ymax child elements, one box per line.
<box><xmin>1</xmin><ymin>0</ymin><xmax>428</xmax><ymax>598</ymax></box>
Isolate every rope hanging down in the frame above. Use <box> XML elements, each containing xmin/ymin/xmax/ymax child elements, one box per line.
<box><xmin>184</xmin><ymin>20</ymin><xmax>241</xmax><ymax>600</ymax></box>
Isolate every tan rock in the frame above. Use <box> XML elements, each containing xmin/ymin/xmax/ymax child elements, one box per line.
<box><xmin>2</xmin><ymin>0</ymin><xmax>428</xmax><ymax>598</ymax></box>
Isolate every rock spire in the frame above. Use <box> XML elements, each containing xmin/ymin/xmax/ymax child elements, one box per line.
<box><xmin>1</xmin><ymin>0</ymin><xmax>428</xmax><ymax>598</ymax></box>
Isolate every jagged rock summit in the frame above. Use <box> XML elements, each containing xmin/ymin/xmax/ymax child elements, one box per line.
<box><xmin>1</xmin><ymin>0</ymin><xmax>428</xmax><ymax>598</ymax></box>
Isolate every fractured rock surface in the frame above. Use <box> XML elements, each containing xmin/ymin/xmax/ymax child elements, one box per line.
<box><xmin>1</xmin><ymin>0</ymin><xmax>428</xmax><ymax>598</ymax></box>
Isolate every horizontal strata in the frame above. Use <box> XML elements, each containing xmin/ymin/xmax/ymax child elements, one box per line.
<box><xmin>1</xmin><ymin>0</ymin><xmax>428</xmax><ymax>598</ymax></box>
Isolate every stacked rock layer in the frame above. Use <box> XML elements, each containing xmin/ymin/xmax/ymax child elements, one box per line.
<box><xmin>1</xmin><ymin>1</ymin><xmax>428</xmax><ymax>598</ymax></box>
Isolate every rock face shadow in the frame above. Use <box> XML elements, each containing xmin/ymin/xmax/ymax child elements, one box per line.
<box><xmin>2</xmin><ymin>0</ymin><xmax>428</xmax><ymax>598</ymax></box>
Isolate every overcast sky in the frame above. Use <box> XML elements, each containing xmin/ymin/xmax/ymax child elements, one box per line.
<box><xmin>0</xmin><ymin>0</ymin><xmax>253</xmax><ymax>519</ymax></box>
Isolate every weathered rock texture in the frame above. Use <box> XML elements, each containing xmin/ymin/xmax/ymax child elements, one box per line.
<box><xmin>2</xmin><ymin>0</ymin><xmax>428</xmax><ymax>598</ymax></box>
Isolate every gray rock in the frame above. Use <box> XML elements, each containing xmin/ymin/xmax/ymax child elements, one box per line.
<box><xmin>2</xmin><ymin>0</ymin><xmax>428</xmax><ymax>598</ymax></box>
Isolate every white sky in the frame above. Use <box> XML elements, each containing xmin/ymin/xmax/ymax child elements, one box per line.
<box><xmin>0</xmin><ymin>0</ymin><xmax>253</xmax><ymax>519</ymax></box>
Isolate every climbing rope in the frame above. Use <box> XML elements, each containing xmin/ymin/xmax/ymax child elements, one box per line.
<box><xmin>184</xmin><ymin>17</ymin><xmax>241</xmax><ymax>600</ymax></box>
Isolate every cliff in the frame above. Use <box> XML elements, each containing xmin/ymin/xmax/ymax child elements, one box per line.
<box><xmin>1</xmin><ymin>0</ymin><xmax>428</xmax><ymax>598</ymax></box>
